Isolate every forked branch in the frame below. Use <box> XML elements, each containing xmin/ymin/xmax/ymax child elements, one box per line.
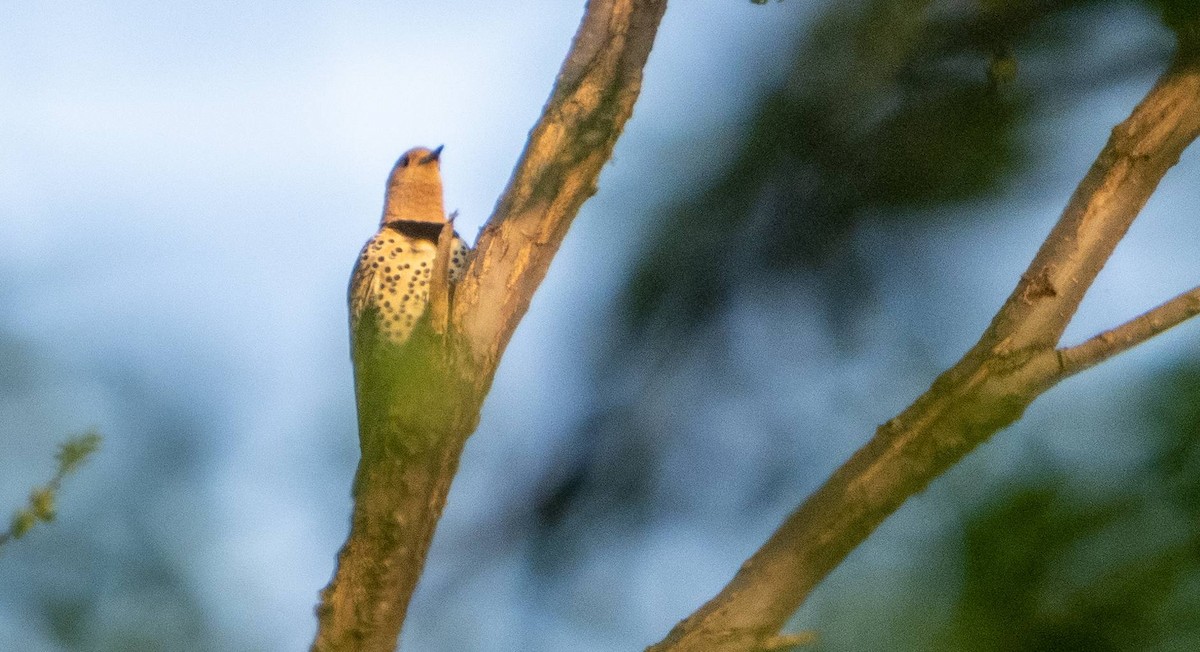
<box><xmin>649</xmin><ymin>53</ymin><xmax>1200</xmax><ymax>652</ymax></box>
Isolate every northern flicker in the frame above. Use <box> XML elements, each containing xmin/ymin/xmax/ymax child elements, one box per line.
<box><xmin>349</xmin><ymin>146</ymin><xmax>469</xmax><ymax>346</ymax></box>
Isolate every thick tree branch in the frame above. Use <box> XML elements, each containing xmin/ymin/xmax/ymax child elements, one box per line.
<box><xmin>978</xmin><ymin>55</ymin><xmax>1200</xmax><ymax>355</ymax></box>
<box><xmin>649</xmin><ymin>54</ymin><xmax>1200</xmax><ymax>652</ymax></box>
<box><xmin>453</xmin><ymin>0</ymin><xmax>669</xmax><ymax>371</ymax></box>
<box><xmin>1058</xmin><ymin>285</ymin><xmax>1200</xmax><ymax>377</ymax></box>
<box><xmin>314</xmin><ymin>2</ymin><xmax>667</xmax><ymax>650</ymax></box>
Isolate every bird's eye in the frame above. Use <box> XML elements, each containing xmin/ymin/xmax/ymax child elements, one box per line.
<box><xmin>397</xmin><ymin>156</ymin><xmax>410</xmax><ymax>168</ymax></box>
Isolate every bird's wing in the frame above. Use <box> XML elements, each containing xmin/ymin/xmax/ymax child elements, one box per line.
<box><xmin>448</xmin><ymin>236</ymin><xmax>470</xmax><ymax>283</ymax></box>
<box><xmin>348</xmin><ymin>236</ymin><xmax>382</xmax><ymax>333</ymax></box>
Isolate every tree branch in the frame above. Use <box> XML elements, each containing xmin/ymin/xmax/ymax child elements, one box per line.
<box><xmin>453</xmin><ymin>0</ymin><xmax>670</xmax><ymax>372</ymax></box>
<box><xmin>1058</xmin><ymin>285</ymin><xmax>1200</xmax><ymax>377</ymax></box>
<box><xmin>313</xmin><ymin>2</ymin><xmax>668</xmax><ymax>650</ymax></box>
<box><xmin>648</xmin><ymin>54</ymin><xmax>1200</xmax><ymax>652</ymax></box>
<box><xmin>976</xmin><ymin>53</ymin><xmax>1200</xmax><ymax>356</ymax></box>
<box><xmin>427</xmin><ymin>214</ymin><xmax>457</xmax><ymax>336</ymax></box>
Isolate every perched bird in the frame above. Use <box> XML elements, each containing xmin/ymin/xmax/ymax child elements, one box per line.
<box><xmin>349</xmin><ymin>146</ymin><xmax>469</xmax><ymax>346</ymax></box>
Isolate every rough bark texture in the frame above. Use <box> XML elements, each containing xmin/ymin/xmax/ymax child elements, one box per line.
<box><xmin>453</xmin><ymin>0</ymin><xmax>669</xmax><ymax>371</ymax></box>
<box><xmin>648</xmin><ymin>53</ymin><xmax>1200</xmax><ymax>652</ymax></box>
<box><xmin>312</xmin><ymin>1</ymin><xmax>668</xmax><ymax>650</ymax></box>
<box><xmin>313</xmin><ymin>334</ymin><xmax>482</xmax><ymax>652</ymax></box>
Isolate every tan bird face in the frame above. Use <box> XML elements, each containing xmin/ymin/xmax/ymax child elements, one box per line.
<box><xmin>381</xmin><ymin>145</ymin><xmax>446</xmax><ymax>225</ymax></box>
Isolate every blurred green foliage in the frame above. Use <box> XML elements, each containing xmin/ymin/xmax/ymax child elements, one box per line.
<box><xmin>0</xmin><ymin>327</ymin><xmax>225</xmax><ymax>651</ymax></box>
<box><xmin>0</xmin><ymin>431</ymin><xmax>100</xmax><ymax>547</ymax></box>
<box><xmin>1151</xmin><ymin>0</ymin><xmax>1200</xmax><ymax>51</ymax></box>
<box><xmin>624</xmin><ymin>0</ymin><xmax>1169</xmax><ymax>342</ymax></box>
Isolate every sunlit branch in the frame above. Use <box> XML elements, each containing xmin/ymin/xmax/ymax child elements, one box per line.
<box><xmin>454</xmin><ymin>0</ymin><xmax>670</xmax><ymax>371</ymax></box>
<box><xmin>975</xmin><ymin>57</ymin><xmax>1200</xmax><ymax>355</ymax></box>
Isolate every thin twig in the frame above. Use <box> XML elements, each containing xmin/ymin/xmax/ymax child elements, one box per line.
<box><xmin>759</xmin><ymin>631</ymin><xmax>818</xmax><ymax>650</ymax></box>
<box><xmin>1058</xmin><ymin>285</ymin><xmax>1200</xmax><ymax>377</ymax></box>
<box><xmin>0</xmin><ymin>432</ymin><xmax>101</xmax><ymax>550</ymax></box>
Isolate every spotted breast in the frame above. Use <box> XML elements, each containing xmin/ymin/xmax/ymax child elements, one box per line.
<box><xmin>349</xmin><ymin>219</ymin><xmax>468</xmax><ymax>344</ymax></box>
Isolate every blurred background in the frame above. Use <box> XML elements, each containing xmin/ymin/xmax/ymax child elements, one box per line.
<box><xmin>3</xmin><ymin>1</ymin><xmax>1200</xmax><ymax>650</ymax></box>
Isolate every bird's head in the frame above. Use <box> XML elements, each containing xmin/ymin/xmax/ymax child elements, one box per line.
<box><xmin>382</xmin><ymin>145</ymin><xmax>446</xmax><ymax>224</ymax></box>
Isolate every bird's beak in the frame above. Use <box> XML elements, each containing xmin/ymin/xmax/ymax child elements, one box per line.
<box><xmin>423</xmin><ymin>145</ymin><xmax>444</xmax><ymax>164</ymax></box>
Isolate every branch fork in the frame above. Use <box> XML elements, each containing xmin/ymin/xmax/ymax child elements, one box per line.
<box><xmin>648</xmin><ymin>54</ymin><xmax>1200</xmax><ymax>652</ymax></box>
